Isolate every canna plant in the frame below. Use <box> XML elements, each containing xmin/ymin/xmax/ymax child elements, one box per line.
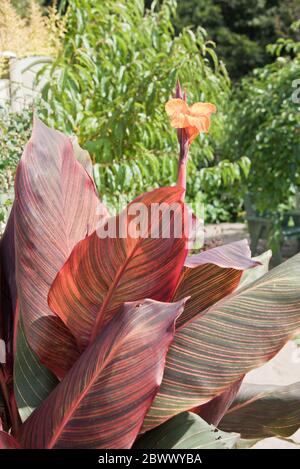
<box><xmin>1</xmin><ymin>82</ymin><xmax>300</xmax><ymax>449</ymax></box>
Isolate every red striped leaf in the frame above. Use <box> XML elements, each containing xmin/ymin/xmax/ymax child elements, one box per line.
<box><xmin>174</xmin><ymin>240</ymin><xmax>259</xmax><ymax>327</ymax></box>
<box><xmin>143</xmin><ymin>252</ymin><xmax>300</xmax><ymax>431</ymax></box>
<box><xmin>19</xmin><ymin>298</ymin><xmax>186</xmax><ymax>449</ymax></box>
<box><xmin>48</xmin><ymin>186</ymin><xmax>187</xmax><ymax>351</ymax></box>
<box><xmin>14</xmin><ymin>116</ymin><xmax>102</xmax><ymax>378</ymax></box>
<box><xmin>70</xmin><ymin>136</ymin><xmax>94</xmax><ymax>181</ymax></box>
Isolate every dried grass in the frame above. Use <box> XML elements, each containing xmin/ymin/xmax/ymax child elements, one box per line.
<box><xmin>0</xmin><ymin>0</ymin><xmax>67</xmax><ymax>75</ymax></box>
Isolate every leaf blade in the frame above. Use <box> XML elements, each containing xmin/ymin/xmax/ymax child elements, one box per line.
<box><xmin>19</xmin><ymin>299</ymin><xmax>186</xmax><ymax>449</ymax></box>
<box><xmin>0</xmin><ymin>431</ymin><xmax>21</xmax><ymax>449</ymax></box>
<box><xmin>135</xmin><ymin>412</ymin><xmax>238</xmax><ymax>449</ymax></box>
<box><xmin>48</xmin><ymin>186</ymin><xmax>187</xmax><ymax>350</ymax></box>
<box><xmin>219</xmin><ymin>382</ymin><xmax>300</xmax><ymax>439</ymax></box>
<box><xmin>174</xmin><ymin>240</ymin><xmax>259</xmax><ymax>327</ymax></box>
<box><xmin>14</xmin><ymin>117</ymin><xmax>101</xmax><ymax>377</ymax></box>
<box><xmin>14</xmin><ymin>315</ymin><xmax>58</xmax><ymax>422</ymax></box>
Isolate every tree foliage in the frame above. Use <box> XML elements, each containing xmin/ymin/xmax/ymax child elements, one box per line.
<box><xmin>39</xmin><ymin>0</ymin><xmax>248</xmax><ymax>217</ymax></box>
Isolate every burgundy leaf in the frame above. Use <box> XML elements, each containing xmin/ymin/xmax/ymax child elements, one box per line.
<box><xmin>14</xmin><ymin>116</ymin><xmax>103</xmax><ymax>377</ymax></box>
<box><xmin>19</xmin><ymin>299</ymin><xmax>186</xmax><ymax>449</ymax></box>
<box><xmin>48</xmin><ymin>186</ymin><xmax>188</xmax><ymax>351</ymax></box>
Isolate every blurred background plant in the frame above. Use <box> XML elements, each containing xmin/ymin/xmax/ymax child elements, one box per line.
<box><xmin>1</xmin><ymin>0</ymin><xmax>300</xmax><ymax>241</ymax></box>
<box><xmin>37</xmin><ymin>0</ymin><xmax>249</xmax><ymax>217</ymax></box>
<box><xmin>173</xmin><ymin>0</ymin><xmax>300</xmax><ymax>80</ymax></box>
<box><xmin>0</xmin><ymin>0</ymin><xmax>66</xmax><ymax>77</ymax></box>
<box><xmin>222</xmin><ymin>23</ymin><xmax>300</xmax><ymax>219</ymax></box>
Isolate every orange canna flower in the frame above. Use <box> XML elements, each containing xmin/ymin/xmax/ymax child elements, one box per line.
<box><xmin>165</xmin><ymin>98</ymin><xmax>216</xmax><ymax>144</ymax></box>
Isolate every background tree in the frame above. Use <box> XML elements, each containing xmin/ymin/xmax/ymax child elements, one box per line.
<box><xmin>174</xmin><ymin>0</ymin><xmax>300</xmax><ymax>80</ymax></box>
<box><xmin>222</xmin><ymin>33</ymin><xmax>300</xmax><ymax>218</ymax></box>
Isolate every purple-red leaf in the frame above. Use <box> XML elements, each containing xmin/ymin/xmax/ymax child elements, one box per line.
<box><xmin>19</xmin><ymin>298</ymin><xmax>186</xmax><ymax>449</ymax></box>
<box><xmin>184</xmin><ymin>239</ymin><xmax>257</xmax><ymax>270</ymax></box>
<box><xmin>48</xmin><ymin>186</ymin><xmax>188</xmax><ymax>351</ymax></box>
<box><xmin>14</xmin><ymin>117</ymin><xmax>102</xmax><ymax>378</ymax></box>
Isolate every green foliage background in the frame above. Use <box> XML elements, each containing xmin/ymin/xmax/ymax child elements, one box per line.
<box><xmin>174</xmin><ymin>0</ymin><xmax>300</xmax><ymax>80</ymax></box>
<box><xmin>2</xmin><ymin>0</ymin><xmax>300</xmax><ymax>235</ymax></box>
<box><xmin>38</xmin><ymin>0</ymin><xmax>249</xmax><ymax>217</ymax></box>
<box><xmin>223</xmin><ymin>33</ymin><xmax>300</xmax><ymax>217</ymax></box>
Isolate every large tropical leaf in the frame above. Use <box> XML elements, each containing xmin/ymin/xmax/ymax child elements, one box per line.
<box><xmin>174</xmin><ymin>240</ymin><xmax>259</xmax><ymax>327</ymax></box>
<box><xmin>48</xmin><ymin>186</ymin><xmax>187</xmax><ymax>351</ymax></box>
<box><xmin>194</xmin><ymin>378</ymin><xmax>244</xmax><ymax>427</ymax></box>
<box><xmin>19</xmin><ymin>299</ymin><xmax>186</xmax><ymax>449</ymax></box>
<box><xmin>70</xmin><ymin>136</ymin><xmax>94</xmax><ymax>182</ymax></box>
<box><xmin>134</xmin><ymin>412</ymin><xmax>239</xmax><ymax>449</ymax></box>
<box><xmin>143</xmin><ymin>253</ymin><xmax>300</xmax><ymax>431</ymax></box>
<box><xmin>219</xmin><ymin>382</ymin><xmax>300</xmax><ymax>439</ymax></box>
<box><xmin>14</xmin><ymin>116</ymin><xmax>101</xmax><ymax>378</ymax></box>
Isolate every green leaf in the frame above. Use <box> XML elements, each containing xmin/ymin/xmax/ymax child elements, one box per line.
<box><xmin>14</xmin><ymin>315</ymin><xmax>58</xmax><ymax>422</ymax></box>
<box><xmin>220</xmin><ymin>382</ymin><xmax>300</xmax><ymax>439</ymax></box>
<box><xmin>135</xmin><ymin>412</ymin><xmax>239</xmax><ymax>449</ymax></box>
<box><xmin>70</xmin><ymin>137</ymin><xmax>94</xmax><ymax>180</ymax></box>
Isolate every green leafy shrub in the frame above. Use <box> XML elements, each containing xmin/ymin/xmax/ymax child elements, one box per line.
<box><xmin>0</xmin><ymin>0</ymin><xmax>66</xmax><ymax>77</ymax></box>
<box><xmin>222</xmin><ymin>53</ymin><xmax>300</xmax><ymax>216</ymax></box>
<box><xmin>39</xmin><ymin>0</ymin><xmax>248</xmax><ymax>221</ymax></box>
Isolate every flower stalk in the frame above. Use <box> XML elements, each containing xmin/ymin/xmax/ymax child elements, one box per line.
<box><xmin>166</xmin><ymin>80</ymin><xmax>216</xmax><ymax>201</ymax></box>
<box><xmin>175</xmin><ymin>81</ymin><xmax>189</xmax><ymax>199</ymax></box>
